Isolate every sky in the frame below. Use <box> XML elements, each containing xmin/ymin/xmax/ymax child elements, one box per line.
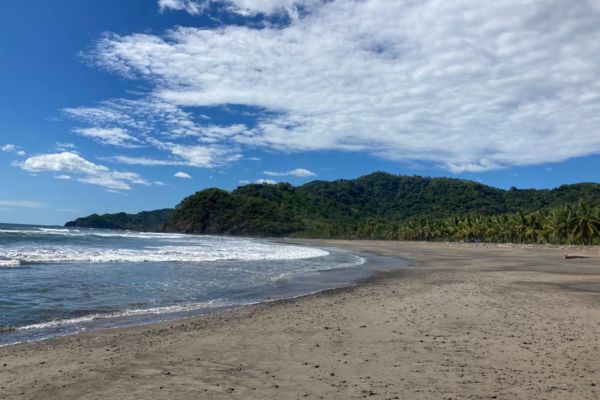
<box><xmin>1</xmin><ymin>0</ymin><xmax>600</xmax><ymax>225</ymax></box>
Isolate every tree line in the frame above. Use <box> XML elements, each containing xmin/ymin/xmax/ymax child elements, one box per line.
<box><xmin>309</xmin><ymin>201</ymin><xmax>600</xmax><ymax>245</ymax></box>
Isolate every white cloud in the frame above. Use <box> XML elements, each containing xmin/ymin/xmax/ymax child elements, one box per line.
<box><xmin>107</xmin><ymin>145</ymin><xmax>242</xmax><ymax>169</ymax></box>
<box><xmin>82</xmin><ymin>0</ymin><xmax>600</xmax><ymax>173</ymax></box>
<box><xmin>73</xmin><ymin>127</ymin><xmax>140</xmax><ymax>147</ymax></box>
<box><xmin>170</xmin><ymin>145</ymin><xmax>215</xmax><ymax>167</ymax></box>
<box><xmin>64</xmin><ymin>98</ymin><xmax>247</xmax><ymax>168</ymax></box>
<box><xmin>264</xmin><ymin>168</ymin><xmax>316</xmax><ymax>177</ymax></box>
<box><xmin>255</xmin><ymin>178</ymin><xmax>278</xmax><ymax>184</ymax></box>
<box><xmin>65</xmin><ymin>99</ymin><xmax>221</xmax><ymax>139</ymax></box>
<box><xmin>106</xmin><ymin>155</ymin><xmax>184</xmax><ymax>166</ymax></box>
<box><xmin>105</xmin><ymin>145</ymin><xmax>241</xmax><ymax>168</ymax></box>
<box><xmin>54</xmin><ymin>174</ymin><xmax>72</xmax><ymax>180</ymax></box>
<box><xmin>239</xmin><ymin>178</ymin><xmax>280</xmax><ymax>185</ymax></box>
<box><xmin>19</xmin><ymin>152</ymin><xmax>149</xmax><ymax>190</ymax></box>
<box><xmin>158</xmin><ymin>0</ymin><xmax>205</xmax><ymax>14</ymax></box>
<box><xmin>158</xmin><ymin>0</ymin><xmax>319</xmax><ymax>16</ymax></box>
<box><xmin>168</xmin><ymin>143</ymin><xmax>242</xmax><ymax>168</ymax></box>
<box><xmin>55</xmin><ymin>142</ymin><xmax>77</xmax><ymax>151</ymax></box>
<box><xmin>0</xmin><ymin>200</ymin><xmax>44</xmax><ymax>209</ymax></box>
<box><xmin>22</xmin><ymin>152</ymin><xmax>107</xmax><ymax>175</ymax></box>
<box><xmin>174</xmin><ymin>171</ymin><xmax>192</xmax><ymax>179</ymax></box>
<box><xmin>2</xmin><ymin>144</ymin><xmax>26</xmax><ymax>157</ymax></box>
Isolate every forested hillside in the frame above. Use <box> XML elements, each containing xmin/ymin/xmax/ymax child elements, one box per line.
<box><xmin>65</xmin><ymin>172</ymin><xmax>600</xmax><ymax>243</ymax></box>
<box><xmin>65</xmin><ymin>209</ymin><xmax>173</xmax><ymax>232</ymax></box>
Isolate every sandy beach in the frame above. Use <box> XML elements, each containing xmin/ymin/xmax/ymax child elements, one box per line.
<box><xmin>1</xmin><ymin>240</ymin><xmax>599</xmax><ymax>399</ymax></box>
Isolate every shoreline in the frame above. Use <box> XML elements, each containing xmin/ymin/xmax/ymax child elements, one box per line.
<box><xmin>0</xmin><ymin>245</ymin><xmax>405</xmax><ymax>348</ymax></box>
<box><xmin>1</xmin><ymin>240</ymin><xmax>600</xmax><ymax>399</ymax></box>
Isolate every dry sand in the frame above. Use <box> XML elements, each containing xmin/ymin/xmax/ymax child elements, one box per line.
<box><xmin>1</xmin><ymin>240</ymin><xmax>599</xmax><ymax>399</ymax></box>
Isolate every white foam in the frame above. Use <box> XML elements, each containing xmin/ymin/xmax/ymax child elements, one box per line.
<box><xmin>37</xmin><ymin>227</ymin><xmax>75</xmax><ymax>233</ymax></box>
<box><xmin>0</xmin><ymin>259</ymin><xmax>21</xmax><ymax>267</ymax></box>
<box><xmin>1</xmin><ymin>225</ymin><xmax>331</xmax><ymax>265</ymax></box>
<box><xmin>0</xmin><ymin>241</ymin><xmax>329</xmax><ymax>265</ymax></box>
<box><xmin>70</xmin><ymin>231</ymin><xmax>197</xmax><ymax>240</ymax></box>
<box><xmin>16</xmin><ymin>299</ymin><xmax>235</xmax><ymax>331</ymax></box>
<box><xmin>0</xmin><ymin>227</ymin><xmax>198</xmax><ymax>240</ymax></box>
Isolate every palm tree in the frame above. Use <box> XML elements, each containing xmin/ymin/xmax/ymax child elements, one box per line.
<box><xmin>543</xmin><ymin>205</ymin><xmax>572</xmax><ymax>243</ymax></box>
<box><xmin>568</xmin><ymin>201</ymin><xmax>600</xmax><ymax>244</ymax></box>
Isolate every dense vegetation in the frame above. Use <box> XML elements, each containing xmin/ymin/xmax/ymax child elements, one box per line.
<box><xmin>66</xmin><ymin>172</ymin><xmax>600</xmax><ymax>244</ymax></box>
<box><xmin>65</xmin><ymin>209</ymin><xmax>173</xmax><ymax>232</ymax></box>
<box><xmin>317</xmin><ymin>202</ymin><xmax>600</xmax><ymax>244</ymax></box>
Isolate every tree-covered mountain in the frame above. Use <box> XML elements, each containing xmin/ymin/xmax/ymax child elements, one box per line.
<box><xmin>65</xmin><ymin>172</ymin><xmax>600</xmax><ymax>242</ymax></box>
<box><xmin>65</xmin><ymin>209</ymin><xmax>173</xmax><ymax>232</ymax></box>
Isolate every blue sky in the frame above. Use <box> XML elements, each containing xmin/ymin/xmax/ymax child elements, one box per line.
<box><xmin>1</xmin><ymin>0</ymin><xmax>599</xmax><ymax>225</ymax></box>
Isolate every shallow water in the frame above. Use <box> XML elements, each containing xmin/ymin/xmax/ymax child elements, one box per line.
<box><xmin>0</xmin><ymin>224</ymin><xmax>406</xmax><ymax>346</ymax></box>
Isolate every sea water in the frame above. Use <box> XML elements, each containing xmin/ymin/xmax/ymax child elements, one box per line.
<box><xmin>0</xmin><ymin>223</ymin><xmax>401</xmax><ymax>346</ymax></box>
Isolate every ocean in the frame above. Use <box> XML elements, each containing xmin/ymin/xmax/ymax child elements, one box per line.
<box><xmin>0</xmin><ymin>223</ymin><xmax>403</xmax><ymax>346</ymax></box>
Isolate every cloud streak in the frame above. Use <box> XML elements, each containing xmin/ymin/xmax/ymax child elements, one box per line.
<box><xmin>264</xmin><ymin>168</ymin><xmax>316</xmax><ymax>177</ymax></box>
<box><xmin>0</xmin><ymin>200</ymin><xmax>44</xmax><ymax>209</ymax></box>
<box><xmin>73</xmin><ymin>127</ymin><xmax>141</xmax><ymax>148</ymax></box>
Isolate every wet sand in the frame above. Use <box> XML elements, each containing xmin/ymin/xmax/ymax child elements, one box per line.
<box><xmin>1</xmin><ymin>240</ymin><xmax>599</xmax><ymax>399</ymax></box>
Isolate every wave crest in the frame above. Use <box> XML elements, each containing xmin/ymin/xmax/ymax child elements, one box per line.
<box><xmin>0</xmin><ymin>243</ymin><xmax>329</xmax><ymax>266</ymax></box>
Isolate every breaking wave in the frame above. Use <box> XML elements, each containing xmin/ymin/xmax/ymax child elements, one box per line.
<box><xmin>0</xmin><ymin>228</ymin><xmax>329</xmax><ymax>266</ymax></box>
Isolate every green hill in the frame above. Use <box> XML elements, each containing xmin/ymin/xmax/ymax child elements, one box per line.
<box><xmin>65</xmin><ymin>209</ymin><xmax>173</xmax><ymax>232</ymax></box>
<box><xmin>65</xmin><ymin>172</ymin><xmax>600</xmax><ymax>243</ymax></box>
